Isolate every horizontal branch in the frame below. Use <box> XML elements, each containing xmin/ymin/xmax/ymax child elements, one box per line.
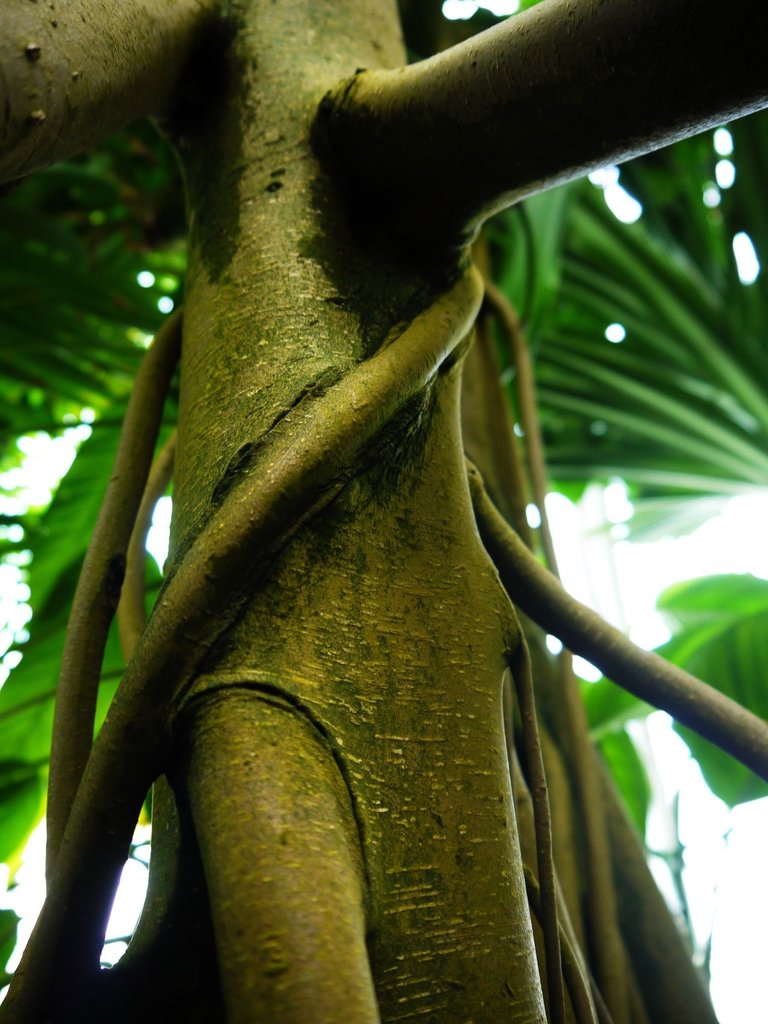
<box><xmin>467</xmin><ymin>464</ymin><xmax>768</xmax><ymax>783</ymax></box>
<box><xmin>321</xmin><ymin>0</ymin><xmax>768</xmax><ymax>248</ymax></box>
<box><xmin>0</xmin><ymin>0</ymin><xmax>219</xmax><ymax>183</ymax></box>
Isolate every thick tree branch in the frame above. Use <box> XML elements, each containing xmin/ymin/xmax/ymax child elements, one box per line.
<box><xmin>321</xmin><ymin>0</ymin><xmax>768</xmax><ymax>248</ymax></box>
<box><xmin>0</xmin><ymin>0</ymin><xmax>219</xmax><ymax>183</ymax></box>
<box><xmin>467</xmin><ymin>465</ymin><xmax>768</xmax><ymax>784</ymax></box>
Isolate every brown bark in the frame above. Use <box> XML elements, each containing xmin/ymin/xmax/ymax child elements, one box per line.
<box><xmin>602</xmin><ymin>767</ymin><xmax>717</xmax><ymax>1024</ymax></box>
<box><xmin>0</xmin><ymin>0</ymin><xmax>220</xmax><ymax>183</ymax></box>
<box><xmin>469</xmin><ymin>468</ymin><xmax>768</xmax><ymax>783</ymax></box>
<box><xmin>320</xmin><ymin>0</ymin><xmax>768</xmax><ymax>249</ymax></box>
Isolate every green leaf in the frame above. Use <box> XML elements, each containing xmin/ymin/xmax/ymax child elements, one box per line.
<box><xmin>582</xmin><ymin>678</ymin><xmax>652</xmax><ymax>740</ymax></box>
<box><xmin>582</xmin><ymin>679</ymin><xmax>652</xmax><ymax>834</ymax></box>
<box><xmin>0</xmin><ymin>907</ymin><xmax>19</xmax><ymax>977</ymax></box>
<box><xmin>598</xmin><ymin>730</ymin><xmax>651</xmax><ymax>836</ymax></box>
<box><xmin>0</xmin><ymin>762</ymin><xmax>45</xmax><ymax>872</ymax></box>
<box><xmin>657</xmin><ymin>573</ymin><xmax>768</xmax><ymax>627</ymax></box>
<box><xmin>618</xmin><ymin>494</ymin><xmax>742</xmax><ymax>542</ymax></box>
<box><xmin>0</xmin><ymin>628</ymin><xmax>62</xmax><ymax>765</ymax></box>
<box><xmin>490</xmin><ymin>185</ymin><xmax>576</xmax><ymax>336</ymax></box>
<box><xmin>656</xmin><ymin>574</ymin><xmax>768</xmax><ymax>806</ymax></box>
<box><xmin>25</xmin><ymin>421</ymin><xmax>122</xmax><ymax>621</ymax></box>
<box><xmin>0</xmin><ymin>120</ymin><xmax>183</xmax><ymax>445</ymax></box>
<box><xmin>515</xmin><ymin>112</ymin><xmax>768</xmax><ymax>537</ymax></box>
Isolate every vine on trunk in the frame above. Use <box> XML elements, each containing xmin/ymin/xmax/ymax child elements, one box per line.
<box><xmin>3</xmin><ymin>2</ymin><xmax>767</xmax><ymax>1021</ymax></box>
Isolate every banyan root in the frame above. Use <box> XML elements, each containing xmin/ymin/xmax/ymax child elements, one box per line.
<box><xmin>117</xmin><ymin>430</ymin><xmax>177</xmax><ymax>662</ymax></box>
<box><xmin>4</xmin><ymin>267</ymin><xmax>483</xmax><ymax>1024</ymax></box>
<box><xmin>46</xmin><ymin>310</ymin><xmax>182</xmax><ymax>881</ymax></box>
<box><xmin>483</xmin><ymin>277</ymin><xmax>559</xmax><ymax>575</ymax></box>
<box><xmin>508</xmin><ymin>640</ymin><xmax>565</xmax><ymax>1024</ymax></box>
<box><xmin>480</xmin><ymin>278</ymin><xmax>632</xmax><ymax>1021</ymax></box>
<box><xmin>523</xmin><ymin>867</ymin><xmax>600</xmax><ymax>1024</ymax></box>
<box><xmin>467</xmin><ymin>462</ymin><xmax>768</xmax><ymax>783</ymax></box>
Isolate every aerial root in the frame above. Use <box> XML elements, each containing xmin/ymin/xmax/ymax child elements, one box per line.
<box><xmin>523</xmin><ymin>867</ymin><xmax>600</xmax><ymax>1024</ymax></box>
<box><xmin>507</xmin><ymin>637</ymin><xmax>565</xmax><ymax>1024</ymax></box>
<box><xmin>46</xmin><ymin>310</ymin><xmax>182</xmax><ymax>881</ymax></box>
<box><xmin>117</xmin><ymin>430</ymin><xmax>177</xmax><ymax>661</ymax></box>
<box><xmin>467</xmin><ymin>463</ymin><xmax>768</xmax><ymax>784</ymax></box>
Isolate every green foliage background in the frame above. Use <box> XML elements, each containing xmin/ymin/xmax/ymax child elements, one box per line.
<box><xmin>1</xmin><ymin>1</ymin><xmax>767</xmax><ymax>981</ymax></box>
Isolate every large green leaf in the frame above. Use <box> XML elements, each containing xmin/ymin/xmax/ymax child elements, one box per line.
<box><xmin>581</xmin><ymin>575</ymin><xmax>768</xmax><ymax>812</ymax></box>
<box><xmin>0</xmin><ymin>120</ymin><xmax>183</xmax><ymax>449</ymax></box>
<box><xmin>582</xmin><ymin>678</ymin><xmax>651</xmax><ymax>741</ymax></box>
<box><xmin>580</xmin><ymin>677</ymin><xmax>653</xmax><ymax>833</ymax></box>
<box><xmin>24</xmin><ymin>419</ymin><xmax>125</xmax><ymax>621</ymax></box>
<box><xmin>657</xmin><ymin>574</ymin><xmax>768</xmax><ymax>806</ymax></box>
<box><xmin>598</xmin><ymin>730</ymin><xmax>651</xmax><ymax>836</ymax></box>
<box><xmin>490</xmin><ymin>184</ymin><xmax>577</xmax><ymax>335</ymax></box>
<box><xmin>0</xmin><ymin>762</ymin><xmax>45</xmax><ymax>873</ymax></box>
<box><xmin>537</xmin><ymin>185</ymin><xmax>768</xmax><ymax>508</ymax></box>
<box><xmin>0</xmin><ymin>907</ymin><xmax>19</xmax><ymax>985</ymax></box>
<box><xmin>658</xmin><ymin>573</ymin><xmax>768</xmax><ymax>629</ymax></box>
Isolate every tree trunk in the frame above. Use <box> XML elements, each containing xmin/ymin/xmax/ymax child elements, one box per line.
<box><xmin>160</xmin><ymin>7</ymin><xmax>543</xmax><ymax>1019</ymax></box>
<box><xmin>2</xmin><ymin>0</ymin><xmax>765</xmax><ymax>1020</ymax></box>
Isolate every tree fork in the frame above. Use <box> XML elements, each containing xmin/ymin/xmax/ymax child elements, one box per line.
<box><xmin>3</xmin><ymin>1</ymin><xmax>767</xmax><ymax>1021</ymax></box>
<box><xmin>320</xmin><ymin>0</ymin><xmax>768</xmax><ymax>248</ymax></box>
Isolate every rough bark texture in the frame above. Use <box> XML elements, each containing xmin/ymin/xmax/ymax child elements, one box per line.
<box><xmin>162</xmin><ymin>9</ymin><xmax>546</xmax><ymax>1012</ymax></box>
<box><xmin>2</xmin><ymin>0</ymin><xmax>759</xmax><ymax>1021</ymax></box>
